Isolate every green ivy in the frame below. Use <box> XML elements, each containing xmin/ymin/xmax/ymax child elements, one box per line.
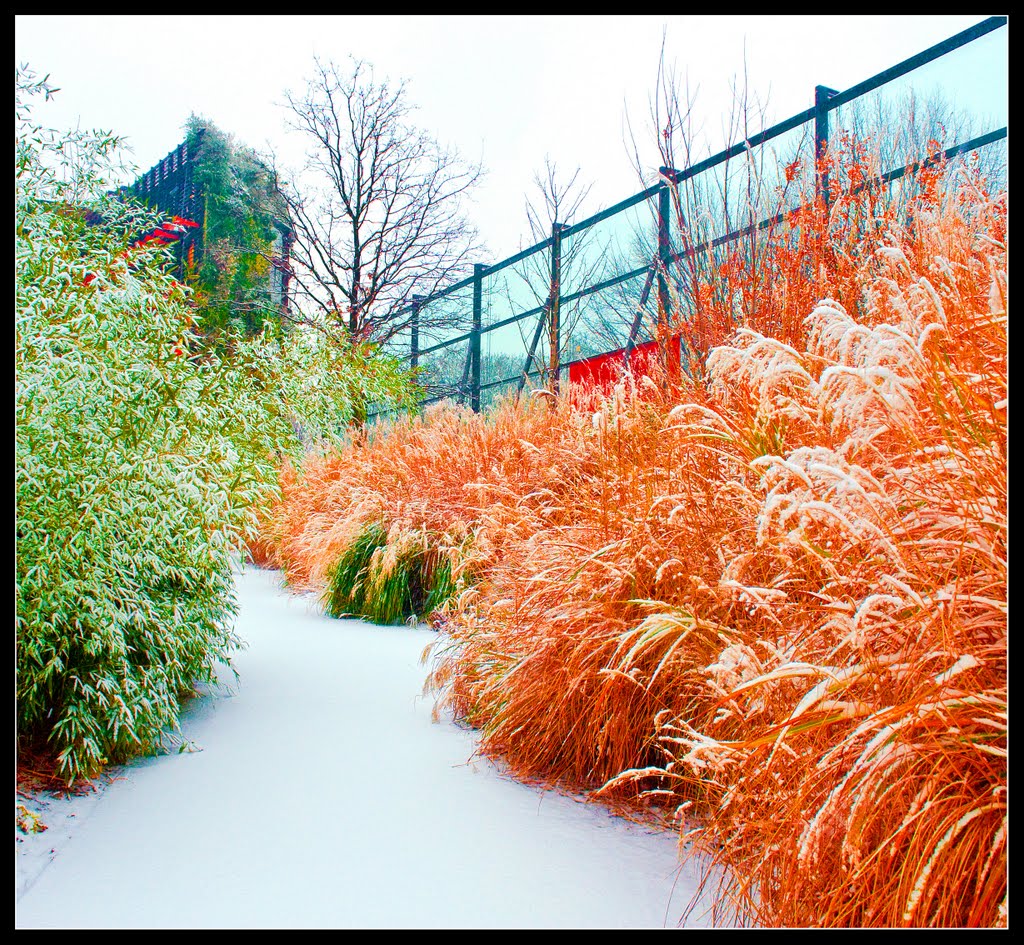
<box><xmin>183</xmin><ymin>117</ymin><xmax>289</xmax><ymax>341</ymax></box>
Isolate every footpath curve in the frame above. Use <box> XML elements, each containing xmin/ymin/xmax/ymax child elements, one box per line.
<box><xmin>16</xmin><ymin>566</ymin><xmax>711</xmax><ymax>929</ymax></box>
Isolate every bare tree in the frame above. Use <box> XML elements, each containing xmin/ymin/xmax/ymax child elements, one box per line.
<box><xmin>524</xmin><ymin>157</ymin><xmax>593</xmax><ymax>248</ymax></box>
<box><xmin>622</xmin><ymin>34</ymin><xmax>813</xmax><ymax>369</ymax></box>
<box><xmin>279</xmin><ymin>57</ymin><xmax>483</xmax><ymax>345</ymax></box>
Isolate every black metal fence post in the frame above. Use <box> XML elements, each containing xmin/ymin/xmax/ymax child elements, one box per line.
<box><xmin>410</xmin><ymin>295</ymin><xmax>421</xmax><ymax>371</ymax></box>
<box><xmin>657</xmin><ymin>166</ymin><xmax>677</xmax><ymax>316</ymax></box>
<box><xmin>548</xmin><ymin>223</ymin><xmax>568</xmax><ymax>395</ymax></box>
<box><xmin>815</xmin><ymin>85</ymin><xmax>838</xmax><ymax>207</ymax></box>
<box><xmin>471</xmin><ymin>264</ymin><xmax>484</xmax><ymax>412</ymax></box>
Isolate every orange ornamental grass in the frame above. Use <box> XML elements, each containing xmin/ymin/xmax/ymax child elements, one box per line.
<box><xmin>427</xmin><ymin>164</ymin><xmax>1005</xmax><ymax>927</ymax></box>
<box><xmin>253</xmin><ymin>153</ymin><xmax>1005</xmax><ymax>927</ymax></box>
<box><xmin>596</xmin><ymin>173</ymin><xmax>1005</xmax><ymax>925</ymax></box>
<box><xmin>425</xmin><ymin>375</ymin><xmax>750</xmax><ymax>787</ymax></box>
<box><xmin>254</xmin><ymin>390</ymin><xmax>596</xmax><ymax>596</ymax></box>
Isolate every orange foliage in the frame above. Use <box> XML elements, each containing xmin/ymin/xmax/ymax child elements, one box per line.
<box><xmin>253</xmin><ymin>150</ymin><xmax>1006</xmax><ymax>928</ymax></box>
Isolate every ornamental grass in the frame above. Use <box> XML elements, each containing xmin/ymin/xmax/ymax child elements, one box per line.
<box><xmin>254</xmin><ymin>150</ymin><xmax>1005</xmax><ymax>927</ymax></box>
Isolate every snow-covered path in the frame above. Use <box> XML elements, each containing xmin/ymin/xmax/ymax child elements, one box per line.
<box><xmin>16</xmin><ymin>566</ymin><xmax>712</xmax><ymax>929</ymax></box>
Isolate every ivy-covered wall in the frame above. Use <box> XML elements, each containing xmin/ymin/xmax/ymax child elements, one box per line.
<box><xmin>129</xmin><ymin>118</ymin><xmax>292</xmax><ymax>340</ymax></box>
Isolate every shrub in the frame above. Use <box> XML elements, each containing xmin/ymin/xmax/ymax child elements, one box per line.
<box><xmin>253</xmin><ymin>142</ymin><xmax>1006</xmax><ymax>926</ymax></box>
<box><xmin>15</xmin><ymin>67</ymin><xmax>418</xmax><ymax>782</ymax></box>
<box><xmin>322</xmin><ymin>520</ymin><xmax>471</xmax><ymax>626</ymax></box>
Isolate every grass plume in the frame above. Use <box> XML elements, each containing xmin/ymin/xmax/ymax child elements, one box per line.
<box><xmin>254</xmin><ymin>148</ymin><xmax>1006</xmax><ymax>927</ymax></box>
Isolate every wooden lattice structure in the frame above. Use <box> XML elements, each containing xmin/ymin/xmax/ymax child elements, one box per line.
<box><xmin>126</xmin><ymin>128</ymin><xmax>293</xmax><ymax>316</ymax></box>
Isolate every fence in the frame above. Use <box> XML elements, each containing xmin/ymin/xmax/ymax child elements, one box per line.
<box><xmin>371</xmin><ymin>16</ymin><xmax>1007</xmax><ymax>420</ymax></box>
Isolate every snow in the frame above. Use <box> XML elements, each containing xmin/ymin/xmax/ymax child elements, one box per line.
<box><xmin>16</xmin><ymin>566</ymin><xmax>716</xmax><ymax>929</ymax></box>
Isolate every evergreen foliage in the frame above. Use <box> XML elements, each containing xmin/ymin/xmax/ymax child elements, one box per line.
<box><xmin>184</xmin><ymin>116</ymin><xmax>290</xmax><ymax>340</ymax></box>
<box><xmin>15</xmin><ymin>67</ymin><xmax>420</xmax><ymax>782</ymax></box>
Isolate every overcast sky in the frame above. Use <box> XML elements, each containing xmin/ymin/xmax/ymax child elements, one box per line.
<box><xmin>15</xmin><ymin>15</ymin><xmax>1003</xmax><ymax>262</ymax></box>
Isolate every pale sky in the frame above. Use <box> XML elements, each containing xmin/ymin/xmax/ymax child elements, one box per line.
<box><xmin>15</xmin><ymin>15</ymin><xmax>1004</xmax><ymax>263</ymax></box>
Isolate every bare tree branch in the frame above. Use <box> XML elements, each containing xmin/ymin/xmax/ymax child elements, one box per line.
<box><xmin>277</xmin><ymin>56</ymin><xmax>484</xmax><ymax>344</ymax></box>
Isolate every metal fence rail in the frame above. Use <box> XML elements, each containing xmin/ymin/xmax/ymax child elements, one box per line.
<box><xmin>370</xmin><ymin>16</ymin><xmax>1007</xmax><ymax>421</ymax></box>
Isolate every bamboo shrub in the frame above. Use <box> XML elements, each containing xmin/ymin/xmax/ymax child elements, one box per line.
<box><xmin>15</xmin><ymin>67</ymin><xmax>418</xmax><ymax>783</ymax></box>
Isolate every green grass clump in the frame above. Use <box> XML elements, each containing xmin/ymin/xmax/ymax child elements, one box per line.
<box><xmin>323</xmin><ymin>523</ymin><xmax>466</xmax><ymax>625</ymax></box>
<box><xmin>423</xmin><ymin>556</ymin><xmax>459</xmax><ymax>616</ymax></box>
<box><xmin>323</xmin><ymin>522</ymin><xmax>389</xmax><ymax>619</ymax></box>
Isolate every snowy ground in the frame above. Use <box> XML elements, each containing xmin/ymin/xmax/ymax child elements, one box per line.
<box><xmin>16</xmin><ymin>566</ymin><xmax>718</xmax><ymax>929</ymax></box>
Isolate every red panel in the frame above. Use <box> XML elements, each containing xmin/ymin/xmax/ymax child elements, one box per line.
<box><xmin>569</xmin><ymin>336</ymin><xmax>681</xmax><ymax>395</ymax></box>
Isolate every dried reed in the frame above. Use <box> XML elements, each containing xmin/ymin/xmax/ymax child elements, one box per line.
<box><xmin>254</xmin><ymin>151</ymin><xmax>1006</xmax><ymax>927</ymax></box>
